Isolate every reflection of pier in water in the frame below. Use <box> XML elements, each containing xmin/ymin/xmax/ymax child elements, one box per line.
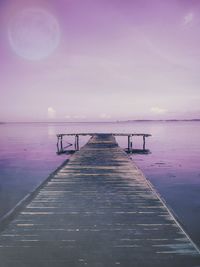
<box><xmin>56</xmin><ymin>133</ymin><xmax>151</xmax><ymax>154</ymax></box>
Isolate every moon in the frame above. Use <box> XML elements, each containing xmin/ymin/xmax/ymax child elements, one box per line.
<box><xmin>8</xmin><ymin>8</ymin><xmax>61</xmax><ymax>61</ymax></box>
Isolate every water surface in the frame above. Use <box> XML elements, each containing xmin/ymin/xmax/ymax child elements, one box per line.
<box><xmin>0</xmin><ymin>121</ymin><xmax>199</xmax><ymax>246</ymax></box>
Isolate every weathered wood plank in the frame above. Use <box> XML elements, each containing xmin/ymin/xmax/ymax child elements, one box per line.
<box><xmin>0</xmin><ymin>134</ymin><xmax>199</xmax><ymax>267</ymax></box>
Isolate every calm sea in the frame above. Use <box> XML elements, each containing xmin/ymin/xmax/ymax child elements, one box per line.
<box><xmin>0</xmin><ymin>122</ymin><xmax>200</xmax><ymax>246</ymax></box>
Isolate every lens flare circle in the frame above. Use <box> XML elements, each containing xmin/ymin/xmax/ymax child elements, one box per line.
<box><xmin>8</xmin><ymin>8</ymin><xmax>60</xmax><ymax>60</ymax></box>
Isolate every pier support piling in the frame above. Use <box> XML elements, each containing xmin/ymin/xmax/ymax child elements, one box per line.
<box><xmin>60</xmin><ymin>136</ymin><xmax>63</xmax><ymax>152</ymax></box>
<box><xmin>143</xmin><ymin>135</ymin><xmax>146</xmax><ymax>150</ymax></box>
<box><xmin>128</xmin><ymin>135</ymin><xmax>133</xmax><ymax>153</ymax></box>
<box><xmin>75</xmin><ymin>135</ymin><xmax>79</xmax><ymax>151</ymax></box>
<box><xmin>128</xmin><ymin>135</ymin><xmax>131</xmax><ymax>152</ymax></box>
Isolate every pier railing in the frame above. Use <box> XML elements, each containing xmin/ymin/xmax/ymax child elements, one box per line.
<box><xmin>56</xmin><ymin>133</ymin><xmax>151</xmax><ymax>154</ymax></box>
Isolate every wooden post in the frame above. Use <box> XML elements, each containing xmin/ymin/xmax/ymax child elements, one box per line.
<box><xmin>130</xmin><ymin>135</ymin><xmax>133</xmax><ymax>151</ymax></box>
<box><xmin>60</xmin><ymin>136</ymin><xmax>63</xmax><ymax>152</ymax></box>
<box><xmin>74</xmin><ymin>135</ymin><xmax>79</xmax><ymax>151</ymax></box>
<box><xmin>128</xmin><ymin>135</ymin><xmax>131</xmax><ymax>152</ymax></box>
<box><xmin>74</xmin><ymin>135</ymin><xmax>77</xmax><ymax>151</ymax></box>
<box><xmin>143</xmin><ymin>135</ymin><xmax>146</xmax><ymax>150</ymax></box>
<box><xmin>77</xmin><ymin>135</ymin><xmax>79</xmax><ymax>151</ymax></box>
<box><xmin>57</xmin><ymin>136</ymin><xmax>59</xmax><ymax>153</ymax></box>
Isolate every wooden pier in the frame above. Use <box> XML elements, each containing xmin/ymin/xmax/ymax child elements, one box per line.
<box><xmin>0</xmin><ymin>134</ymin><xmax>200</xmax><ymax>267</ymax></box>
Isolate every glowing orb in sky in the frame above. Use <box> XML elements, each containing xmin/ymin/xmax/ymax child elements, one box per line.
<box><xmin>8</xmin><ymin>8</ymin><xmax>60</xmax><ymax>60</ymax></box>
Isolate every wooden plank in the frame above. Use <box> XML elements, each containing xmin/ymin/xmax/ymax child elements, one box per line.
<box><xmin>0</xmin><ymin>134</ymin><xmax>199</xmax><ymax>267</ymax></box>
<box><xmin>57</xmin><ymin>133</ymin><xmax>151</xmax><ymax>137</ymax></box>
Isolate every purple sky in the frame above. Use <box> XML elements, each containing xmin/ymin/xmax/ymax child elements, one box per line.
<box><xmin>0</xmin><ymin>0</ymin><xmax>200</xmax><ymax>121</ymax></box>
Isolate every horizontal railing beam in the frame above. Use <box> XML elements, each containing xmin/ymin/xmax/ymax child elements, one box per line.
<box><xmin>57</xmin><ymin>133</ymin><xmax>151</xmax><ymax>137</ymax></box>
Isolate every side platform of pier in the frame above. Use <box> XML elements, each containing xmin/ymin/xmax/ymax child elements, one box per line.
<box><xmin>0</xmin><ymin>134</ymin><xmax>200</xmax><ymax>267</ymax></box>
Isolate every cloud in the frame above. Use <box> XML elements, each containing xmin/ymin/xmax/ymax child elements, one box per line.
<box><xmin>183</xmin><ymin>12</ymin><xmax>194</xmax><ymax>26</ymax></box>
<box><xmin>47</xmin><ymin>107</ymin><xmax>56</xmax><ymax>119</ymax></box>
<box><xmin>65</xmin><ymin>115</ymin><xmax>71</xmax><ymax>119</ymax></box>
<box><xmin>99</xmin><ymin>113</ymin><xmax>111</xmax><ymax>119</ymax></box>
<box><xmin>150</xmin><ymin>107</ymin><xmax>167</xmax><ymax>114</ymax></box>
<box><xmin>64</xmin><ymin>114</ymin><xmax>86</xmax><ymax>120</ymax></box>
<box><xmin>73</xmin><ymin>115</ymin><xmax>86</xmax><ymax>119</ymax></box>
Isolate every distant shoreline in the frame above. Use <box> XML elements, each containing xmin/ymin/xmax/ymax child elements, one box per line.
<box><xmin>1</xmin><ymin>119</ymin><xmax>200</xmax><ymax>124</ymax></box>
<box><xmin>120</xmin><ymin>119</ymin><xmax>200</xmax><ymax>122</ymax></box>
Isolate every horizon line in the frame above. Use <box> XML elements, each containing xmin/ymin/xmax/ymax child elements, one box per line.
<box><xmin>1</xmin><ymin>119</ymin><xmax>200</xmax><ymax>124</ymax></box>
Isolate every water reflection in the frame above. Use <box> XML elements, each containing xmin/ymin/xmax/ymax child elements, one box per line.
<box><xmin>48</xmin><ymin>125</ymin><xmax>56</xmax><ymax>136</ymax></box>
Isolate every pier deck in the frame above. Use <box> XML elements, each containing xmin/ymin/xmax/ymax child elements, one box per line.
<box><xmin>0</xmin><ymin>134</ymin><xmax>200</xmax><ymax>266</ymax></box>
